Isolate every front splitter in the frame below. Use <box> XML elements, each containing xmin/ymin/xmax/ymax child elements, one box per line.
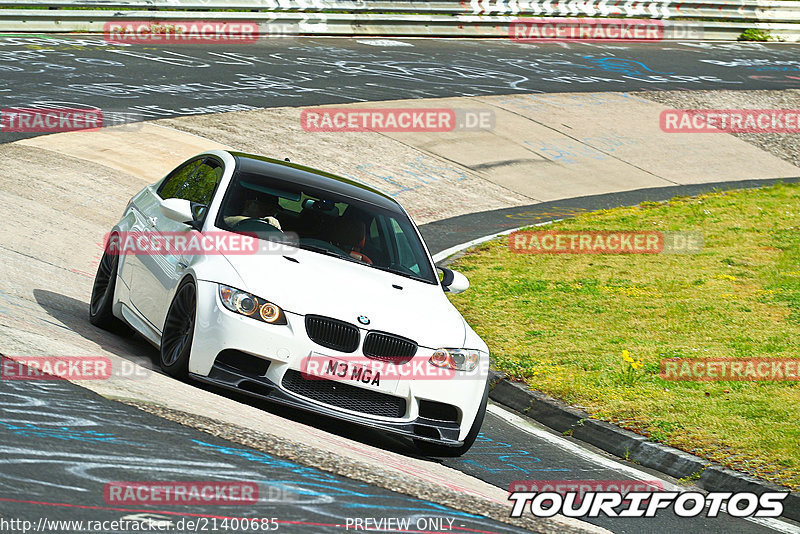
<box><xmin>190</xmin><ymin>363</ymin><xmax>463</xmax><ymax>447</ymax></box>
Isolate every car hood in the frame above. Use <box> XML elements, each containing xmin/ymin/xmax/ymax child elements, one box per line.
<box><xmin>223</xmin><ymin>248</ymin><xmax>466</xmax><ymax>349</ymax></box>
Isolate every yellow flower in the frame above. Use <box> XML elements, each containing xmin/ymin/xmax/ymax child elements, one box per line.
<box><xmin>622</xmin><ymin>350</ymin><xmax>634</xmax><ymax>363</ymax></box>
<box><xmin>631</xmin><ymin>360</ymin><xmax>643</xmax><ymax>370</ymax></box>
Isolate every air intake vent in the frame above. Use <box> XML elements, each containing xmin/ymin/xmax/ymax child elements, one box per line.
<box><xmin>215</xmin><ymin>350</ymin><xmax>270</xmax><ymax>376</ymax></box>
<box><xmin>305</xmin><ymin>315</ymin><xmax>360</xmax><ymax>353</ymax></box>
<box><xmin>282</xmin><ymin>370</ymin><xmax>406</xmax><ymax>418</ymax></box>
<box><xmin>419</xmin><ymin>399</ymin><xmax>459</xmax><ymax>423</ymax></box>
<box><xmin>363</xmin><ymin>331</ymin><xmax>417</xmax><ymax>364</ymax></box>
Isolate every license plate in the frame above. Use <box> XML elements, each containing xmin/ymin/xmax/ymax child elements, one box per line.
<box><xmin>303</xmin><ymin>354</ymin><xmax>399</xmax><ymax>394</ymax></box>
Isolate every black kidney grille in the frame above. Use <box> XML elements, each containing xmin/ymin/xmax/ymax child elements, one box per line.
<box><xmin>281</xmin><ymin>370</ymin><xmax>406</xmax><ymax>418</ymax></box>
<box><xmin>363</xmin><ymin>332</ymin><xmax>417</xmax><ymax>364</ymax></box>
<box><xmin>305</xmin><ymin>315</ymin><xmax>359</xmax><ymax>353</ymax></box>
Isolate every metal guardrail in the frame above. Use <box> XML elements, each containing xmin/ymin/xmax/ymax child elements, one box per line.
<box><xmin>1</xmin><ymin>1</ymin><xmax>469</xmax><ymax>12</ymax></box>
<box><xmin>0</xmin><ymin>0</ymin><xmax>798</xmax><ymax>40</ymax></box>
<box><xmin>2</xmin><ymin>0</ymin><xmax>800</xmax><ymax>19</ymax></box>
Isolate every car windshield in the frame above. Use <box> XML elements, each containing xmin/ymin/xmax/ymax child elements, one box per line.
<box><xmin>215</xmin><ymin>168</ymin><xmax>438</xmax><ymax>284</ymax></box>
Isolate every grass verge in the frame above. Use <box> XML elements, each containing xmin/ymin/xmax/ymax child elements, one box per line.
<box><xmin>448</xmin><ymin>182</ymin><xmax>800</xmax><ymax>490</ymax></box>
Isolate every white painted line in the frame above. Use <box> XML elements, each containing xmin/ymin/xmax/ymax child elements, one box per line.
<box><xmin>487</xmin><ymin>403</ymin><xmax>682</xmax><ymax>489</ymax></box>
<box><xmin>355</xmin><ymin>39</ymin><xmax>414</xmax><ymax>46</ymax></box>
<box><xmin>432</xmin><ymin>219</ymin><xmax>559</xmax><ymax>264</ymax></box>
<box><xmin>487</xmin><ymin>403</ymin><xmax>799</xmax><ymax>533</ymax></box>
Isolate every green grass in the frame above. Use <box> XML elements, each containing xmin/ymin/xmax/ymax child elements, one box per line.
<box><xmin>738</xmin><ymin>28</ymin><xmax>774</xmax><ymax>42</ymax></box>
<box><xmin>449</xmin><ymin>182</ymin><xmax>800</xmax><ymax>490</ymax></box>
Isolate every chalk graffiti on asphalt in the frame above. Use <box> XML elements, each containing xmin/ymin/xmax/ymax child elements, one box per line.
<box><xmin>0</xmin><ymin>35</ymin><xmax>748</xmax><ymax>116</ymax></box>
<box><xmin>0</xmin><ymin>379</ymin><xmax>523</xmax><ymax>532</ymax></box>
<box><xmin>460</xmin><ymin>434</ymin><xmax>569</xmax><ymax>474</ymax></box>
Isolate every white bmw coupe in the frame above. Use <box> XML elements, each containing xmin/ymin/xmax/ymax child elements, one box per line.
<box><xmin>90</xmin><ymin>150</ymin><xmax>489</xmax><ymax>456</ymax></box>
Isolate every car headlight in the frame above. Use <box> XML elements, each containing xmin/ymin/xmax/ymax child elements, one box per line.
<box><xmin>429</xmin><ymin>348</ymin><xmax>482</xmax><ymax>372</ymax></box>
<box><xmin>218</xmin><ymin>284</ymin><xmax>287</xmax><ymax>325</ymax></box>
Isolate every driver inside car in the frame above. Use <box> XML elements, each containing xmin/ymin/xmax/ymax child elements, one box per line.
<box><xmin>224</xmin><ymin>192</ymin><xmax>282</xmax><ymax>231</ymax></box>
<box><xmin>331</xmin><ymin>215</ymin><xmax>372</xmax><ymax>264</ymax></box>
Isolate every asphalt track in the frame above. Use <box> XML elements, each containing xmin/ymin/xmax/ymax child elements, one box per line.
<box><xmin>2</xmin><ymin>34</ymin><xmax>800</xmax><ymax>534</ymax></box>
<box><xmin>421</xmin><ymin>178</ymin><xmax>800</xmax><ymax>254</ymax></box>
<box><xmin>2</xmin><ymin>35</ymin><xmax>800</xmax><ymax>145</ymax></box>
<box><xmin>0</xmin><ymin>374</ymin><xmax>530</xmax><ymax>534</ymax></box>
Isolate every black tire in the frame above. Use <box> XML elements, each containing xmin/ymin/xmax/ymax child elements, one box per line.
<box><xmin>414</xmin><ymin>380</ymin><xmax>489</xmax><ymax>458</ymax></box>
<box><xmin>159</xmin><ymin>280</ymin><xmax>196</xmax><ymax>379</ymax></box>
<box><xmin>89</xmin><ymin>234</ymin><xmax>125</xmax><ymax>331</ymax></box>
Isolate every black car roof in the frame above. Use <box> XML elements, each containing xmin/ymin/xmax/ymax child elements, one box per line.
<box><xmin>230</xmin><ymin>152</ymin><xmax>403</xmax><ymax>213</ymax></box>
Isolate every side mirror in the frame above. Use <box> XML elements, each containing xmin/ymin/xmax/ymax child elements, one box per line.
<box><xmin>160</xmin><ymin>198</ymin><xmax>194</xmax><ymax>224</ymax></box>
<box><xmin>439</xmin><ymin>266</ymin><xmax>470</xmax><ymax>294</ymax></box>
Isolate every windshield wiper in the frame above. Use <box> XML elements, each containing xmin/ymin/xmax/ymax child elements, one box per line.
<box><xmin>298</xmin><ymin>243</ymin><xmax>359</xmax><ymax>263</ymax></box>
<box><xmin>298</xmin><ymin>244</ymin><xmax>429</xmax><ymax>280</ymax></box>
<box><xmin>369</xmin><ymin>263</ymin><xmax>430</xmax><ymax>283</ymax></box>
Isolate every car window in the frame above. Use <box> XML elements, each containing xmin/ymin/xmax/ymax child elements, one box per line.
<box><xmin>159</xmin><ymin>158</ymin><xmax>222</xmax><ymax>206</ymax></box>
<box><xmin>278</xmin><ymin>193</ymin><xmax>347</xmax><ymax>216</ymax></box>
<box><xmin>390</xmin><ymin>218</ymin><xmax>421</xmax><ymax>275</ymax></box>
<box><xmin>277</xmin><ymin>194</ymin><xmax>303</xmax><ymax>214</ymax></box>
<box><xmin>216</xmin><ymin>169</ymin><xmax>437</xmax><ymax>284</ymax></box>
<box><xmin>158</xmin><ymin>159</ymin><xmax>202</xmax><ymax>200</ymax></box>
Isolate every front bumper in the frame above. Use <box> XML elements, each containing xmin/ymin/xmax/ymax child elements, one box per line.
<box><xmin>190</xmin><ymin>280</ymin><xmax>487</xmax><ymax>446</ymax></box>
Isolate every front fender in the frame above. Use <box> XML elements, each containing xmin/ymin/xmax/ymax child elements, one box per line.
<box><xmin>186</xmin><ymin>253</ymin><xmax>248</xmax><ymax>294</ymax></box>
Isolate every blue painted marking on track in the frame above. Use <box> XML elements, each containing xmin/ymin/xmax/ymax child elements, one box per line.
<box><xmin>191</xmin><ymin>440</ymin><xmax>484</xmax><ymax>518</ymax></box>
<box><xmin>0</xmin><ymin>421</ymin><xmax>120</xmax><ymax>443</ymax></box>
<box><xmin>583</xmin><ymin>56</ymin><xmax>673</xmax><ymax>76</ymax></box>
<box><xmin>460</xmin><ymin>434</ymin><xmax>569</xmax><ymax>474</ymax></box>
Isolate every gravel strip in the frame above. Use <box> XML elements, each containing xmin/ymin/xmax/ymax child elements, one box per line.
<box><xmin>122</xmin><ymin>401</ymin><xmax>597</xmax><ymax>534</ymax></box>
<box><xmin>634</xmin><ymin>89</ymin><xmax>800</xmax><ymax>168</ymax></box>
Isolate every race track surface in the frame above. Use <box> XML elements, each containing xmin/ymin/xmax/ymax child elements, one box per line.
<box><xmin>1</xmin><ymin>34</ymin><xmax>799</xmax><ymax>534</ymax></box>
<box><xmin>0</xmin><ymin>376</ymin><xmax>529</xmax><ymax>534</ymax></box>
<box><xmin>2</xmin><ymin>35</ymin><xmax>800</xmax><ymax>145</ymax></box>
